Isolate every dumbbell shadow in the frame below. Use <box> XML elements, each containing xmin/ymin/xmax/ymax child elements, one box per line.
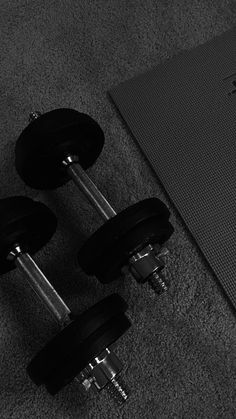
<box><xmin>0</xmin><ymin>196</ymin><xmax>131</xmax><ymax>406</ymax></box>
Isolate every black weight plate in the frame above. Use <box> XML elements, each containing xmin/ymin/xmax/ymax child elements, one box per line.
<box><xmin>27</xmin><ymin>294</ymin><xmax>128</xmax><ymax>385</ymax></box>
<box><xmin>15</xmin><ymin>108</ymin><xmax>105</xmax><ymax>189</ymax></box>
<box><xmin>44</xmin><ymin>313</ymin><xmax>131</xmax><ymax>395</ymax></box>
<box><xmin>77</xmin><ymin>197</ymin><xmax>171</xmax><ymax>274</ymax></box>
<box><xmin>95</xmin><ymin>219</ymin><xmax>174</xmax><ymax>283</ymax></box>
<box><xmin>0</xmin><ymin>197</ymin><xmax>57</xmax><ymax>274</ymax></box>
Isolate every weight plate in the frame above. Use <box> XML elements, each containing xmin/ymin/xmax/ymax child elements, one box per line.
<box><xmin>15</xmin><ymin>108</ymin><xmax>105</xmax><ymax>189</ymax></box>
<box><xmin>44</xmin><ymin>313</ymin><xmax>131</xmax><ymax>395</ymax></box>
<box><xmin>27</xmin><ymin>294</ymin><xmax>128</xmax><ymax>385</ymax></box>
<box><xmin>0</xmin><ymin>197</ymin><xmax>57</xmax><ymax>274</ymax></box>
<box><xmin>77</xmin><ymin>198</ymin><xmax>173</xmax><ymax>280</ymax></box>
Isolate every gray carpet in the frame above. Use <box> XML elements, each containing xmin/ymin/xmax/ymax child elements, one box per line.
<box><xmin>0</xmin><ymin>1</ymin><xmax>236</xmax><ymax>418</ymax></box>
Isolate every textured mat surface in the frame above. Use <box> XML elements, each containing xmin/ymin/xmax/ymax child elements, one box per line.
<box><xmin>0</xmin><ymin>1</ymin><xmax>236</xmax><ymax>418</ymax></box>
<box><xmin>109</xmin><ymin>26</ymin><xmax>236</xmax><ymax>310</ymax></box>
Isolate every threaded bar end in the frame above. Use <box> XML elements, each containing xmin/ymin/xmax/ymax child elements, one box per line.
<box><xmin>29</xmin><ymin>111</ymin><xmax>42</xmax><ymax>123</ymax></box>
<box><xmin>148</xmin><ymin>270</ymin><xmax>169</xmax><ymax>294</ymax></box>
<box><xmin>106</xmin><ymin>377</ymin><xmax>129</xmax><ymax>406</ymax></box>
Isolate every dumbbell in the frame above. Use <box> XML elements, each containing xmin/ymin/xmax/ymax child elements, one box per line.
<box><xmin>0</xmin><ymin>196</ymin><xmax>131</xmax><ymax>404</ymax></box>
<box><xmin>15</xmin><ymin>109</ymin><xmax>174</xmax><ymax>293</ymax></box>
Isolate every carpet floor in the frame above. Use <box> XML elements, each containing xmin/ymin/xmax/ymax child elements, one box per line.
<box><xmin>0</xmin><ymin>1</ymin><xmax>236</xmax><ymax>418</ymax></box>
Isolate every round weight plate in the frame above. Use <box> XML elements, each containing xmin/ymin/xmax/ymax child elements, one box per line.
<box><xmin>27</xmin><ymin>294</ymin><xmax>128</xmax><ymax>385</ymax></box>
<box><xmin>44</xmin><ymin>313</ymin><xmax>131</xmax><ymax>395</ymax></box>
<box><xmin>77</xmin><ymin>198</ymin><xmax>173</xmax><ymax>279</ymax></box>
<box><xmin>15</xmin><ymin>108</ymin><xmax>105</xmax><ymax>189</ymax></box>
<box><xmin>0</xmin><ymin>197</ymin><xmax>57</xmax><ymax>274</ymax></box>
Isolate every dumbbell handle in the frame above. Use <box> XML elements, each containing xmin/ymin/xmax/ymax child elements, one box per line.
<box><xmin>29</xmin><ymin>113</ymin><xmax>116</xmax><ymax>222</ymax></box>
<box><xmin>8</xmin><ymin>246</ymin><xmax>71</xmax><ymax>327</ymax></box>
<box><xmin>62</xmin><ymin>156</ymin><xmax>117</xmax><ymax>221</ymax></box>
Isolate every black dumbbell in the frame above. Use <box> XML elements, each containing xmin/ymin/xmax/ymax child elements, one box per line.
<box><xmin>0</xmin><ymin>196</ymin><xmax>131</xmax><ymax>404</ymax></box>
<box><xmin>15</xmin><ymin>109</ymin><xmax>174</xmax><ymax>293</ymax></box>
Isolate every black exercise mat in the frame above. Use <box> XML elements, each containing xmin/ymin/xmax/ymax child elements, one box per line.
<box><xmin>109</xmin><ymin>26</ymin><xmax>236</xmax><ymax>310</ymax></box>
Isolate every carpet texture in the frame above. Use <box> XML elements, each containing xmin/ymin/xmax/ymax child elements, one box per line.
<box><xmin>0</xmin><ymin>1</ymin><xmax>236</xmax><ymax>418</ymax></box>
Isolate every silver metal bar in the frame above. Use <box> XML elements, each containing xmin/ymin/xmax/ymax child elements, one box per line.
<box><xmin>62</xmin><ymin>156</ymin><xmax>117</xmax><ymax>221</ymax></box>
<box><xmin>8</xmin><ymin>246</ymin><xmax>71</xmax><ymax>327</ymax></box>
